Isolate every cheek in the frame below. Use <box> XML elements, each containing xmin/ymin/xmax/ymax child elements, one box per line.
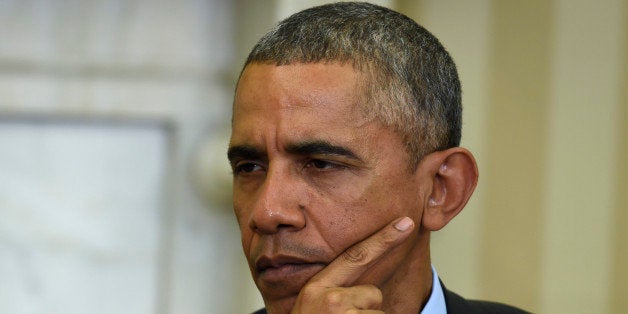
<box><xmin>232</xmin><ymin>199</ymin><xmax>249</xmax><ymax>236</ymax></box>
<box><xmin>233</xmin><ymin>200</ymin><xmax>248</xmax><ymax>229</ymax></box>
<box><xmin>326</xmin><ymin>176</ymin><xmax>423</xmax><ymax>281</ymax></box>
<box><xmin>232</xmin><ymin>200</ymin><xmax>254</xmax><ymax>258</ymax></box>
<box><xmin>234</xmin><ymin>213</ymin><xmax>251</xmax><ymax>250</ymax></box>
<box><xmin>306</xmin><ymin>176</ymin><xmax>406</xmax><ymax>254</ymax></box>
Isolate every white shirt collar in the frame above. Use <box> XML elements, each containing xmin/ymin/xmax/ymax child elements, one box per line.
<box><xmin>420</xmin><ymin>266</ymin><xmax>447</xmax><ymax>314</ymax></box>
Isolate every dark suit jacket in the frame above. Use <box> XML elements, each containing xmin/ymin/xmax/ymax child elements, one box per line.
<box><xmin>442</xmin><ymin>283</ymin><xmax>529</xmax><ymax>314</ymax></box>
<box><xmin>252</xmin><ymin>282</ymin><xmax>529</xmax><ymax>313</ymax></box>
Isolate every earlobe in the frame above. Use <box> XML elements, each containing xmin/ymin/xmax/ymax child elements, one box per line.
<box><xmin>420</xmin><ymin>148</ymin><xmax>478</xmax><ymax>231</ymax></box>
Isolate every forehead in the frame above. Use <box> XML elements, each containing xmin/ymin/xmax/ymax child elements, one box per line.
<box><xmin>232</xmin><ymin>63</ymin><xmax>372</xmax><ymax>138</ymax></box>
<box><xmin>234</xmin><ymin>62</ymin><xmax>363</xmax><ymax>112</ymax></box>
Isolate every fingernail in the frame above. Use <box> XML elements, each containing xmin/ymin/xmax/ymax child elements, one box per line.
<box><xmin>394</xmin><ymin>217</ymin><xmax>413</xmax><ymax>231</ymax></box>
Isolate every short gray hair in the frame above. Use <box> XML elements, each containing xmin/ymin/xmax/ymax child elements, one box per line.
<box><xmin>243</xmin><ymin>1</ymin><xmax>462</xmax><ymax>166</ymax></box>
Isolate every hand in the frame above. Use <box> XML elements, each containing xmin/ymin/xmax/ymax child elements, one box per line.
<box><xmin>290</xmin><ymin>217</ymin><xmax>415</xmax><ymax>313</ymax></box>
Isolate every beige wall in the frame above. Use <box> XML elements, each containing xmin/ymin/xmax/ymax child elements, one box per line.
<box><xmin>399</xmin><ymin>0</ymin><xmax>627</xmax><ymax>313</ymax></box>
<box><xmin>235</xmin><ymin>0</ymin><xmax>628</xmax><ymax>312</ymax></box>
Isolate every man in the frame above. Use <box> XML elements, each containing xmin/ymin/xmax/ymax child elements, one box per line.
<box><xmin>228</xmin><ymin>2</ymin><xmax>528</xmax><ymax>313</ymax></box>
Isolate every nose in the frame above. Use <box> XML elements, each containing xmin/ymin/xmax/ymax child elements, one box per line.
<box><xmin>248</xmin><ymin>166</ymin><xmax>306</xmax><ymax>234</ymax></box>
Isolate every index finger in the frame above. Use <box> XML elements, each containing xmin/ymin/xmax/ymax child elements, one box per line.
<box><xmin>309</xmin><ymin>216</ymin><xmax>415</xmax><ymax>287</ymax></box>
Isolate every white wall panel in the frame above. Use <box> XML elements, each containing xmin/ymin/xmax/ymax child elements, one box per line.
<box><xmin>0</xmin><ymin>121</ymin><xmax>169</xmax><ymax>314</ymax></box>
<box><xmin>0</xmin><ymin>0</ymin><xmax>243</xmax><ymax>313</ymax></box>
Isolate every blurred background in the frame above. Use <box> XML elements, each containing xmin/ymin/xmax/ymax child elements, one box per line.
<box><xmin>0</xmin><ymin>0</ymin><xmax>625</xmax><ymax>313</ymax></box>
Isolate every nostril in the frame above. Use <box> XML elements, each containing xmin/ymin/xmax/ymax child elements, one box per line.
<box><xmin>277</xmin><ymin>223</ymin><xmax>292</xmax><ymax>229</ymax></box>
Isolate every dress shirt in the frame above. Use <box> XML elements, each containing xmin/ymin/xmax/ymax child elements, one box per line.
<box><xmin>421</xmin><ymin>266</ymin><xmax>447</xmax><ymax>314</ymax></box>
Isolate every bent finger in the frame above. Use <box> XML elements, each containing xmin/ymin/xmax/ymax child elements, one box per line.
<box><xmin>310</xmin><ymin>216</ymin><xmax>414</xmax><ymax>287</ymax></box>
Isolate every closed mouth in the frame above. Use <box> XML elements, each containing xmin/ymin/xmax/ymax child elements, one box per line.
<box><xmin>255</xmin><ymin>255</ymin><xmax>323</xmax><ymax>274</ymax></box>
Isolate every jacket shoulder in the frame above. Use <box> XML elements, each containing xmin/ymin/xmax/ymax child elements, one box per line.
<box><xmin>465</xmin><ymin>299</ymin><xmax>530</xmax><ymax>314</ymax></box>
<box><xmin>444</xmin><ymin>287</ymin><xmax>530</xmax><ymax>314</ymax></box>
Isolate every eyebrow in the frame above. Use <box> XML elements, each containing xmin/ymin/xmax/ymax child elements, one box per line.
<box><xmin>285</xmin><ymin>140</ymin><xmax>360</xmax><ymax>160</ymax></box>
<box><xmin>227</xmin><ymin>145</ymin><xmax>264</xmax><ymax>163</ymax></box>
<box><xmin>227</xmin><ymin>140</ymin><xmax>361</xmax><ymax>163</ymax></box>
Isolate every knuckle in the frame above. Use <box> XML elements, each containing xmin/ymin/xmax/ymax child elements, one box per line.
<box><xmin>342</xmin><ymin>245</ymin><xmax>369</xmax><ymax>264</ymax></box>
<box><xmin>323</xmin><ymin>289</ymin><xmax>344</xmax><ymax>307</ymax></box>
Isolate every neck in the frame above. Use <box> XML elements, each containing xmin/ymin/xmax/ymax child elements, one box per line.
<box><xmin>379</xmin><ymin>230</ymin><xmax>433</xmax><ymax>313</ymax></box>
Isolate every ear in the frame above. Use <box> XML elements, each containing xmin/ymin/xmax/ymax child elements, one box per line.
<box><xmin>417</xmin><ymin>147</ymin><xmax>478</xmax><ymax>231</ymax></box>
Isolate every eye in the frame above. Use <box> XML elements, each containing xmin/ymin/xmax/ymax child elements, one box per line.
<box><xmin>233</xmin><ymin>162</ymin><xmax>264</xmax><ymax>175</ymax></box>
<box><xmin>305</xmin><ymin>159</ymin><xmax>343</xmax><ymax>170</ymax></box>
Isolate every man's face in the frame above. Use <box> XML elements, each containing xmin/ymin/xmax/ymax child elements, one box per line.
<box><xmin>229</xmin><ymin>63</ymin><xmax>426</xmax><ymax>310</ymax></box>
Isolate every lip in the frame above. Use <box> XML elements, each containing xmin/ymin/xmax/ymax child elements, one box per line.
<box><xmin>255</xmin><ymin>255</ymin><xmax>326</xmax><ymax>283</ymax></box>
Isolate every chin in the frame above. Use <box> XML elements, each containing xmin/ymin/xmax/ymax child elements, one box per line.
<box><xmin>253</xmin><ymin>268</ymin><xmax>314</xmax><ymax>314</ymax></box>
<box><xmin>262</xmin><ymin>297</ymin><xmax>296</xmax><ymax>314</ymax></box>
